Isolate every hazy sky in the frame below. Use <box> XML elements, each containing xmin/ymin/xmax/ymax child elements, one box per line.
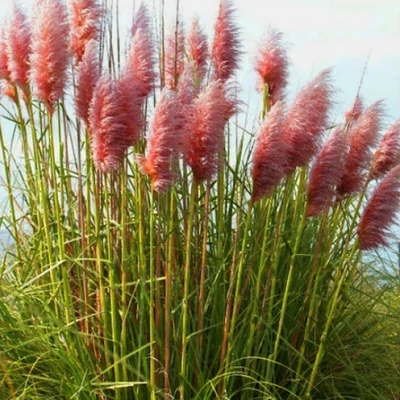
<box><xmin>0</xmin><ymin>0</ymin><xmax>399</xmax><ymax>120</ymax></box>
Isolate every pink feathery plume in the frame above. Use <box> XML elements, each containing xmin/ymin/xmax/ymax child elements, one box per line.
<box><xmin>370</xmin><ymin>120</ymin><xmax>400</xmax><ymax>180</ymax></box>
<box><xmin>283</xmin><ymin>69</ymin><xmax>334</xmax><ymax>174</ymax></box>
<box><xmin>211</xmin><ymin>0</ymin><xmax>241</xmax><ymax>82</ymax></box>
<box><xmin>0</xmin><ymin>27</ymin><xmax>11</xmax><ymax>81</ymax></box>
<box><xmin>118</xmin><ymin>78</ymin><xmax>143</xmax><ymax>146</ymax></box>
<box><xmin>251</xmin><ymin>100</ymin><xmax>289</xmax><ymax>203</ymax></box>
<box><xmin>306</xmin><ymin>127</ymin><xmax>347</xmax><ymax>216</ymax></box>
<box><xmin>136</xmin><ymin>89</ymin><xmax>182</xmax><ymax>191</ymax></box>
<box><xmin>165</xmin><ymin>21</ymin><xmax>185</xmax><ymax>89</ymax></box>
<box><xmin>337</xmin><ymin>100</ymin><xmax>384</xmax><ymax>197</ymax></box>
<box><xmin>89</xmin><ymin>75</ymin><xmax>136</xmax><ymax>172</ymax></box>
<box><xmin>68</xmin><ymin>0</ymin><xmax>103</xmax><ymax>63</ymax></box>
<box><xmin>123</xmin><ymin>3</ymin><xmax>155</xmax><ymax>100</ymax></box>
<box><xmin>254</xmin><ymin>29</ymin><xmax>289</xmax><ymax>106</ymax></box>
<box><xmin>4</xmin><ymin>2</ymin><xmax>31</xmax><ymax>91</ymax></box>
<box><xmin>172</xmin><ymin>62</ymin><xmax>198</xmax><ymax>147</ymax></box>
<box><xmin>187</xmin><ymin>16</ymin><xmax>209</xmax><ymax>84</ymax></box>
<box><xmin>358</xmin><ymin>164</ymin><xmax>400</xmax><ymax>250</ymax></box>
<box><xmin>176</xmin><ymin>61</ymin><xmax>198</xmax><ymax>106</ymax></box>
<box><xmin>1</xmin><ymin>81</ymin><xmax>16</xmax><ymax>101</ymax></box>
<box><xmin>184</xmin><ymin>80</ymin><xmax>236</xmax><ymax>182</ymax></box>
<box><xmin>75</xmin><ymin>40</ymin><xmax>100</xmax><ymax>127</ymax></box>
<box><xmin>30</xmin><ymin>0</ymin><xmax>70</xmax><ymax>113</ymax></box>
<box><xmin>345</xmin><ymin>96</ymin><xmax>363</xmax><ymax>124</ymax></box>
<box><xmin>131</xmin><ymin>2</ymin><xmax>149</xmax><ymax>37</ymax></box>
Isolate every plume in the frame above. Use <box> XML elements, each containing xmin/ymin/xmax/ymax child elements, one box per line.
<box><xmin>251</xmin><ymin>101</ymin><xmax>288</xmax><ymax>202</ymax></box>
<box><xmin>306</xmin><ymin>127</ymin><xmax>347</xmax><ymax>216</ymax></box>
<box><xmin>187</xmin><ymin>16</ymin><xmax>209</xmax><ymax>84</ymax></box>
<box><xmin>0</xmin><ymin>27</ymin><xmax>11</xmax><ymax>81</ymax></box>
<box><xmin>1</xmin><ymin>81</ymin><xmax>16</xmax><ymax>101</ymax></box>
<box><xmin>337</xmin><ymin>100</ymin><xmax>384</xmax><ymax>196</ymax></box>
<box><xmin>4</xmin><ymin>2</ymin><xmax>31</xmax><ymax>90</ymax></box>
<box><xmin>131</xmin><ymin>2</ymin><xmax>149</xmax><ymax>37</ymax></box>
<box><xmin>30</xmin><ymin>0</ymin><xmax>70</xmax><ymax>113</ymax></box>
<box><xmin>345</xmin><ymin>96</ymin><xmax>363</xmax><ymax>124</ymax></box>
<box><xmin>211</xmin><ymin>0</ymin><xmax>241</xmax><ymax>82</ymax></box>
<box><xmin>358</xmin><ymin>164</ymin><xmax>400</xmax><ymax>250</ymax></box>
<box><xmin>184</xmin><ymin>80</ymin><xmax>236</xmax><ymax>182</ymax></box>
<box><xmin>89</xmin><ymin>75</ymin><xmax>136</xmax><ymax>172</ymax></box>
<box><xmin>254</xmin><ymin>29</ymin><xmax>289</xmax><ymax>105</ymax></box>
<box><xmin>283</xmin><ymin>69</ymin><xmax>334</xmax><ymax>174</ymax></box>
<box><xmin>123</xmin><ymin>3</ymin><xmax>155</xmax><ymax>99</ymax></box>
<box><xmin>165</xmin><ymin>21</ymin><xmax>185</xmax><ymax>89</ymax></box>
<box><xmin>136</xmin><ymin>89</ymin><xmax>182</xmax><ymax>191</ymax></box>
<box><xmin>370</xmin><ymin>120</ymin><xmax>400</xmax><ymax>180</ymax></box>
<box><xmin>68</xmin><ymin>0</ymin><xmax>103</xmax><ymax>63</ymax></box>
<box><xmin>75</xmin><ymin>40</ymin><xmax>100</xmax><ymax>127</ymax></box>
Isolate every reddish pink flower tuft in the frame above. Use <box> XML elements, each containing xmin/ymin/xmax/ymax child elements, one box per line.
<box><xmin>283</xmin><ymin>69</ymin><xmax>334</xmax><ymax>174</ymax></box>
<box><xmin>131</xmin><ymin>2</ymin><xmax>149</xmax><ymax>37</ymax></box>
<box><xmin>184</xmin><ymin>80</ymin><xmax>236</xmax><ymax>182</ymax></box>
<box><xmin>345</xmin><ymin>96</ymin><xmax>363</xmax><ymax>124</ymax></box>
<box><xmin>251</xmin><ymin>101</ymin><xmax>289</xmax><ymax>202</ymax></box>
<box><xmin>370</xmin><ymin>120</ymin><xmax>400</xmax><ymax>180</ymax></box>
<box><xmin>176</xmin><ymin>61</ymin><xmax>198</xmax><ymax>106</ymax></box>
<box><xmin>358</xmin><ymin>164</ymin><xmax>400</xmax><ymax>250</ymax></box>
<box><xmin>75</xmin><ymin>40</ymin><xmax>100</xmax><ymax>127</ymax></box>
<box><xmin>4</xmin><ymin>2</ymin><xmax>31</xmax><ymax>90</ymax></box>
<box><xmin>1</xmin><ymin>81</ymin><xmax>17</xmax><ymax>101</ymax></box>
<box><xmin>211</xmin><ymin>0</ymin><xmax>241</xmax><ymax>83</ymax></box>
<box><xmin>254</xmin><ymin>29</ymin><xmax>289</xmax><ymax>106</ymax></box>
<box><xmin>136</xmin><ymin>89</ymin><xmax>182</xmax><ymax>191</ymax></box>
<box><xmin>118</xmin><ymin>78</ymin><xmax>143</xmax><ymax>146</ymax></box>
<box><xmin>337</xmin><ymin>100</ymin><xmax>384</xmax><ymax>197</ymax></box>
<box><xmin>165</xmin><ymin>21</ymin><xmax>185</xmax><ymax>89</ymax></box>
<box><xmin>123</xmin><ymin>3</ymin><xmax>155</xmax><ymax>99</ymax></box>
<box><xmin>306</xmin><ymin>127</ymin><xmax>347</xmax><ymax>216</ymax></box>
<box><xmin>187</xmin><ymin>16</ymin><xmax>209</xmax><ymax>84</ymax></box>
<box><xmin>0</xmin><ymin>27</ymin><xmax>11</xmax><ymax>81</ymax></box>
<box><xmin>30</xmin><ymin>0</ymin><xmax>70</xmax><ymax>113</ymax></box>
<box><xmin>68</xmin><ymin>0</ymin><xmax>103</xmax><ymax>63</ymax></box>
<box><xmin>89</xmin><ymin>75</ymin><xmax>137</xmax><ymax>172</ymax></box>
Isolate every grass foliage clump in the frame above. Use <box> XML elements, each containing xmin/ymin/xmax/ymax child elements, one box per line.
<box><xmin>0</xmin><ymin>0</ymin><xmax>399</xmax><ymax>399</ymax></box>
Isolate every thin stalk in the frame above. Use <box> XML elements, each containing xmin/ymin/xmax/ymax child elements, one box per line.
<box><xmin>104</xmin><ymin>173</ymin><xmax>122</xmax><ymax>399</ymax></box>
<box><xmin>197</xmin><ymin>182</ymin><xmax>210</xmax><ymax>353</ymax></box>
<box><xmin>180</xmin><ymin>180</ymin><xmax>198</xmax><ymax>400</ymax></box>
<box><xmin>149</xmin><ymin>187</ymin><xmax>157</xmax><ymax>400</ymax></box>
<box><xmin>13</xmin><ymin>88</ymin><xmax>36</xmax><ymax>222</ymax></box>
<box><xmin>244</xmin><ymin>197</ymin><xmax>273</xmax><ymax>363</ymax></box>
<box><xmin>290</xmin><ymin>211</ymin><xmax>330</xmax><ymax>395</ymax></box>
<box><xmin>25</xmin><ymin>99</ymin><xmax>57</xmax><ymax>316</ymax></box>
<box><xmin>164</xmin><ymin>188</ymin><xmax>176</xmax><ymax>398</ymax></box>
<box><xmin>305</xmin><ymin>247</ymin><xmax>361</xmax><ymax>398</ymax></box>
<box><xmin>266</xmin><ymin>169</ymin><xmax>308</xmax><ymax>384</ymax></box>
<box><xmin>47</xmin><ymin>111</ymin><xmax>74</xmax><ymax>327</ymax></box>
<box><xmin>221</xmin><ymin>200</ymin><xmax>254</xmax><ymax>394</ymax></box>
<box><xmin>305</xmin><ymin>191</ymin><xmax>365</xmax><ymax>397</ymax></box>
<box><xmin>135</xmin><ymin>162</ymin><xmax>149</xmax><ymax>389</ymax></box>
<box><xmin>120</xmin><ymin>162</ymin><xmax>129</xmax><ymax>388</ymax></box>
<box><xmin>0</xmin><ymin>123</ymin><xmax>21</xmax><ymax>260</ymax></box>
<box><xmin>261</xmin><ymin>83</ymin><xmax>270</xmax><ymax>120</ymax></box>
<box><xmin>94</xmin><ymin>170</ymin><xmax>112</xmax><ymax>372</ymax></box>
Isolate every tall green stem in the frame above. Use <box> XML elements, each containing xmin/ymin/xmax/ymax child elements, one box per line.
<box><xmin>180</xmin><ymin>181</ymin><xmax>198</xmax><ymax>400</ymax></box>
